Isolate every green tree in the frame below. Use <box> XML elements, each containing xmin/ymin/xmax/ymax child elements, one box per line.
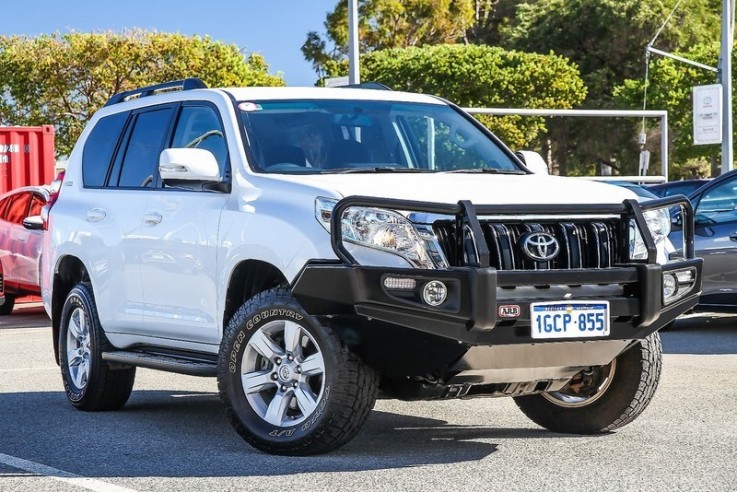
<box><xmin>615</xmin><ymin>42</ymin><xmax>723</xmax><ymax>178</ymax></box>
<box><xmin>362</xmin><ymin>44</ymin><xmax>587</xmax><ymax>148</ymax></box>
<box><xmin>303</xmin><ymin>0</ymin><xmax>476</xmax><ymax>79</ymax></box>
<box><xmin>498</xmin><ymin>0</ymin><xmax>720</xmax><ymax>175</ymax></box>
<box><xmin>0</xmin><ymin>31</ymin><xmax>284</xmax><ymax>157</ymax></box>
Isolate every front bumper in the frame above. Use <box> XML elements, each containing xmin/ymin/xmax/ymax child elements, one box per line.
<box><xmin>293</xmin><ymin>194</ymin><xmax>703</xmax><ymax>346</ymax></box>
<box><xmin>292</xmin><ymin>259</ymin><xmax>703</xmax><ymax>346</ymax></box>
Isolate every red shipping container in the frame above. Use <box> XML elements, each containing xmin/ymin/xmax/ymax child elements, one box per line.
<box><xmin>0</xmin><ymin>125</ymin><xmax>56</xmax><ymax>195</ymax></box>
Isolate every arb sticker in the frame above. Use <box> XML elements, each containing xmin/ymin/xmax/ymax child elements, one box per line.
<box><xmin>498</xmin><ymin>305</ymin><xmax>521</xmax><ymax>318</ymax></box>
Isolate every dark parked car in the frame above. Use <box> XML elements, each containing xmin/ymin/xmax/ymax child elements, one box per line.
<box><xmin>607</xmin><ymin>181</ymin><xmax>659</xmax><ymax>199</ymax></box>
<box><xmin>670</xmin><ymin>169</ymin><xmax>737</xmax><ymax>312</ymax></box>
<box><xmin>649</xmin><ymin>179</ymin><xmax>710</xmax><ymax>198</ymax></box>
<box><xmin>0</xmin><ymin>185</ymin><xmax>49</xmax><ymax>314</ymax></box>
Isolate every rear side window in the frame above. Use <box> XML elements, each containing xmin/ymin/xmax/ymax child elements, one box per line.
<box><xmin>82</xmin><ymin>112</ymin><xmax>128</xmax><ymax>187</ymax></box>
<box><xmin>116</xmin><ymin>108</ymin><xmax>174</xmax><ymax>188</ymax></box>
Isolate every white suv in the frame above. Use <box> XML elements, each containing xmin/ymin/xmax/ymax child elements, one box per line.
<box><xmin>42</xmin><ymin>78</ymin><xmax>702</xmax><ymax>455</ymax></box>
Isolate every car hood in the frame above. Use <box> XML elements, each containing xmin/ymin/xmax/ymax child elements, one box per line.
<box><xmin>263</xmin><ymin>172</ymin><xmax>637</xmax><ymax>206</ymax></box>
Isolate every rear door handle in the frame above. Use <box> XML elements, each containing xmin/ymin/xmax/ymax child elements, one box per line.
<box><xmin>730</xmin><ymin>232</ymin><xmax>737</xmax><ymax>241</ymax></box>
<box><xmin>143</xmin><ymin>212</ymin><xmax>163</xmax><ymax>225</ymax></box>
<box><xmin>86</xmin><ymin>208</ymin><xmax>106</xmax><ymax>222</ymax></box>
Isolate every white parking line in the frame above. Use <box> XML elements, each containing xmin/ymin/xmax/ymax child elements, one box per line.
<box><xmin>0</xmin><ymin>453</ymin><xmax>137</xmax><ymax>492</ymax></box>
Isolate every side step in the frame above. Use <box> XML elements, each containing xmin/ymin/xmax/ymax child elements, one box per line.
<box><xmin>101</xmin><ymin>351</ymin><xmax>218</xmax><ymax>377</ymax></box>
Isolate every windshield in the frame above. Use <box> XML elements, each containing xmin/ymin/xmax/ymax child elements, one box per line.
<box><xmin>238</xmin><ymin>99</ymin><xmax>523</xmax><ymax>174</ymax></box>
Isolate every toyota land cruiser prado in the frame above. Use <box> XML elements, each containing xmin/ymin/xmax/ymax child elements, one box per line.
<box><xmin>41</xmin><ymin>79</ymin><xmax>702</xmax><ymax>455</ymax></box>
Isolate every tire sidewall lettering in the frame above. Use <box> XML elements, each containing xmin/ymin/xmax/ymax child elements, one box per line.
<box><xmin>229</xmin><ymin>308</ymin><xmax>304</xmax><ymax>375</ymax></box>
<box><xmin>224</xmin><ymin>303</ymin><xmax>331</xmax><ymax>442</ymax></box>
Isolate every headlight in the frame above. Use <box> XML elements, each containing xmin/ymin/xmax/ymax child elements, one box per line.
<box><xmin>643</xmin><ymin>208</ymin><xmax>671</xmax><ymax>242</ymax></box>
<box><xmin>315</xmin><ymin>197</ymin><xmax>437</xmax><ymax>269</ymax></box>
<box><xmin>630</xmin><ymin>206</ymin><xmax>673</xmax><ymax>263</ymax></box>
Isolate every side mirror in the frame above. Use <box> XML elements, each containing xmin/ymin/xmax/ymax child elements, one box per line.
<box><xmin>23</xmin><ymin>216</ymin><xmax>44</xmax><ymax>231</ymax></box>
<box><xmin>515</xmin><ymin>150</ymin><xmax>549</xmax><ymax>174</ymax></box>
<box><xmin>159</xmin><ymin>148</ymin><xmax>222</xmax><ymax>183</ymax></box>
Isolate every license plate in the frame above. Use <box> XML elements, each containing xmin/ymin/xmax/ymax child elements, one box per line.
<box><xmin>530</xmin><ymin>301</ymin><xmax>610</xmax><ymax>339</ymax></box>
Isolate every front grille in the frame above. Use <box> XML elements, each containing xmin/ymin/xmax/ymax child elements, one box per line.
<box><xmin>434</xmin><ymin>220</ymin><xmax>622</xmax><ymax>270</ymax></box>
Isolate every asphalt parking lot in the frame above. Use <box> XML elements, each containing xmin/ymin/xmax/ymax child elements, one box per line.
<box><xmin>1</xmin><ymin>305</ymin><xmax>736</xmax><ymax>492</ymax></box>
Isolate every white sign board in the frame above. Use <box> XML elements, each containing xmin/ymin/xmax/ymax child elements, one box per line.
<box><xmin>324</xmin><ymin>76</ymin><xmax>349</xmax><ymax>88</ymax></box>
<box><xmin>693</xmin><ymin>84</ymin><xmax>722</xmax><ymax>145</ymax></box>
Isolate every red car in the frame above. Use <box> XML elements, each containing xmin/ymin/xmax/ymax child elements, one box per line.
<box><xmin>0</xmin><ymin>260</ymin><xmax>5</xmax><ymax>310</ymax></box>
<box><xmin>0</xmin><ymin>185</ymin><xmax>49</xmax><ymax>315</ymax></box>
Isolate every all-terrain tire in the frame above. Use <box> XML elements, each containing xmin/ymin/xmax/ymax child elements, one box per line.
<box><xmin>514</xmin><ymin>333</ymin><xmax>662</xmax><ymax>434</ymax></box>
<box><xmin>218</xmin><ymin>288</ymin><xmax>378</xmax><ymax>456</ymax></box>
<box><xmin>59</xmin><ymin>282</ymin><xmax>136</xmax><ymax>411</ymax></box>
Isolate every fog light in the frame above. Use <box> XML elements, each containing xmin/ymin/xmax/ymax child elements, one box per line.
<box><xmin>663</xmin><ymin>273</ymin><xmax>678</xmax><ymax>299</ymax></box>
<box><xmin>422</xmin><ymin>280</ymin><xmax>447</xmax><ymax>306</ymax></box>
<box><xmin>383</xmin><ymin>277</ymin><xmax>417</xmax><ymax>290</ymax></box>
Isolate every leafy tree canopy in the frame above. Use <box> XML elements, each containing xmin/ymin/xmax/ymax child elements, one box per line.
<box><xmin>363</xmin><ymin>44</ymin><xmax>587</xmax><ymax>148</ymax></box>
<box><xmin>303</xmin><ymin>0</ymin><xmax>476</xmax><ymax>79</ymax></box>
<box><xmin>501</xmin><ymin>0</ymin><xmax>720</xmax><ymax>106</ymax></box>
<box><xmin>0</xmin><ymin>30</ymin><xmax>284</xmax><ymax>157</ymax></box>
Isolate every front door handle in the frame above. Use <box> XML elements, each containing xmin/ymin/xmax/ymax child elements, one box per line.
<box><xmin>86</xmin><ymin>208</ymin><xmax>106</xmax><ymax>222</ymax></box>
<box><xmin>143</xmin><ymin>212</ymin><xmax>163</xmax><ymax>225</ymax></box>
<box><xmin>730</xmin><ymin>232</ymin><xmax>737</xmax><ymax>241</ymax></box>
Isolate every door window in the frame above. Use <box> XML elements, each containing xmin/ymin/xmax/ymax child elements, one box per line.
<box><xmin>3</xmin><ymin>193</ymin><xmax>30</xmax><ymax>224</ymax></box>
<box><xmin>115</xmin><ymin>108</ymin><xmax>175</xmax><ymax>188</ymax></box>
<box><xmin>28</xmin><ymin>194</ymin><xmax>45</xmax><ymax>217</ymax></box>
<box><xmin>697</xmin><ymin>177</ymin><xmax>737</xmax><ymax>225</ymax></box>
<box><xmin>170</xmin><ymin>105</ymin><xmax>228</xmax><ymax>172</ymax></box>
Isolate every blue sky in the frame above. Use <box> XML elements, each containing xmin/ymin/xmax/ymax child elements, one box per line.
<box><xmin>3</xmin><ymin>0</ymin><xmax>338</xmax><ymax>86</ymax></box>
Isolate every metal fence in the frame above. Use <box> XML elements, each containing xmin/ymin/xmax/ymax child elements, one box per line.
<box><xmin>463</xmin><ymin>107</ymin><xmax>669</xmax><ymax>183</ymax></box>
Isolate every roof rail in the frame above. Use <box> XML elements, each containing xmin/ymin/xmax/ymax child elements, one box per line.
<box><xmin>104</xmin><ymin>78</ymin><xmax>207</xmax><ymax>107</ymax></box>
<box><xmin>339</xmin><ymin>82</ymin><xmax>392</xmax><ymax>90</ymax></box>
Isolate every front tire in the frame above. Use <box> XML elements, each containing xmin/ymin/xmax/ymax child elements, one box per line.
<box><xmin>514</xmin><ymin>333</ymin><xmax>662</xmax><ymax>434</ymax></box>
<box><xmin>59</xmin><ymin>283</ymin><xmax>136</xmax><ymax>411</ymax></box>
<box><xmin>0</xmin><ymin>294</ymin><xmax>15</xmax><ymax>315</ymax></box>
<box><xmin>218</xmin><ymin>288</ymin><xmax>378</xmax><ymax>455</ymax></box>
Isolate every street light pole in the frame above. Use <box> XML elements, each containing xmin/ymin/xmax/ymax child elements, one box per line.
<box><xmin>348</xmin><ymin>0</ymin><xmax>360</xmax><ymax>85</ymax></box>
<box><xmin>719</xmin><ymin>0</ymin><xmax>735</xmax><ymax>174</ymax></box>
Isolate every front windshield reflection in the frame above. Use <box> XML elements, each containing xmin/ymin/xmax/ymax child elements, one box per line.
<box><xmin>238</xmin><ymin>99</ymin><xmax>523</xmax><ymax>175</ymax></box>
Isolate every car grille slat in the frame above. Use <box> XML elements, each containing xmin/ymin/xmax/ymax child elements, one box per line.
<box><xmin>434</xmin><ymin>219</ymin><xmax>620</xmax><ymax>270</ymax></box>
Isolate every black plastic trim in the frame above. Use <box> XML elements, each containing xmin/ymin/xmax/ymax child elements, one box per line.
<box><xmin>291</xmin><ymin>258</ymin><xmax>703</xmax><ymax>346</ymax></box>
<box><xmin>102</xmin><ymin>350</ymin><xmax>217</xmax><ymax>377</ymax></box>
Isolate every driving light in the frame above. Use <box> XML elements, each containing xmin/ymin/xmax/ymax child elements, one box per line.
<box><xmin>663</xmin><ymin>267</ymin><xmax>697</xmax><ymax>305</ymax></box>
<box><xmin>662</xmin><ymin>273</ymin><xmax>677</xmax><ymax>298</ymax></box>
<box><xmin>422</xmin><ymin>281</ymin><xmax>448</xmax><ymax>306</ymax></box>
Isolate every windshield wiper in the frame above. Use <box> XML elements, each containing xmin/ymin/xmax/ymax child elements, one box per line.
<box><xmin>443</xmin><ymin>168</ymin><xmax>526</xmax><ymax>174</ymax></box>
<box><xmin>329</xmin><ymin>167</ymin><xmax>435</xmax><ymax>174</ymax></box>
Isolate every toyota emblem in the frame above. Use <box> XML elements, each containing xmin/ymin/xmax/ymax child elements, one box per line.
<box><xmin>520</xmin><ymin>232</ymin><xmax>560</xmax><ymax>261</ymax></box>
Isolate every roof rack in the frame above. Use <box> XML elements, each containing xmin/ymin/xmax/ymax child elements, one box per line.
<box><xmin>104</xmin><ymin>78</ymin><xmax>207</xmax><ymax>107</ymax></box>
<box><xmin>338</xmin><ymin>82</ymin><xmax>392</xmax><ymax>90</ymax></box>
